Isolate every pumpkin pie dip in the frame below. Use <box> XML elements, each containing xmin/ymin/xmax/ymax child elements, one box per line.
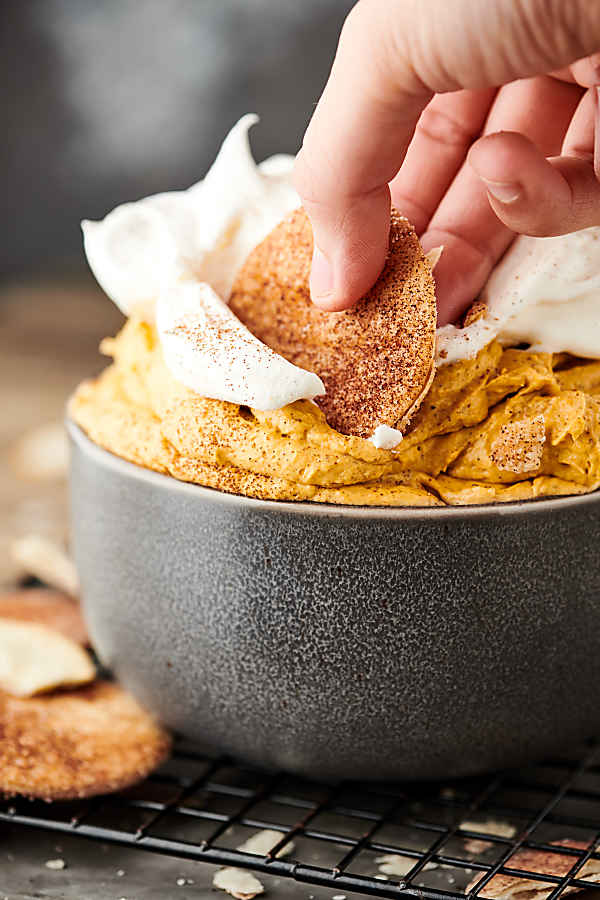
<box><xmin>70</xmin><ymin>117</ymin><xmax>600</xmax><ymax>507</ymax></box>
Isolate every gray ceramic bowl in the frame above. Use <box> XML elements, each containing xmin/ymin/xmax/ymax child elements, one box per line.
<box><xmin>68</xmin><ymin>418</ymin><xmax>600</xmax><ymax>780</ymax></box>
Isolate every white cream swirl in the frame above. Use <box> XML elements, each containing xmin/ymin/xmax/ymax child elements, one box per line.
<box><xmin>437</xmin><ymin>228</ymin><xmax>600</xmax><ymax>364</ymax></box>
<box><xmin>81</xmin><ymin>115</ymin><xmax>325</xmax><ymax>409</ymax></box>
<box><xmin>157</xmin><ymin>281</ymin><xmax>324</xmax><ymax>409</ymax></box>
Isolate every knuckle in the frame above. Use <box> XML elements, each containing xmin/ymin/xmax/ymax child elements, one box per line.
<box><xmin>340</xmin><ymin>0</ymin><xmax>433</xmax><ymax>109</ymax></box>
<box><xmin>416</xmin><ymin>105</ymin><xmax>480</xmax><ymax>149</ymax></box>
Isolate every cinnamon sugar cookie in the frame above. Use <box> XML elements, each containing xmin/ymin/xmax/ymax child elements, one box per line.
<box><xmin>0</xmin><ymin>681</ymin><xmax>171</xmax><ymax>799</ymax></box>
<box><xmin>229</xmin><ymin>208</ymin><xmax>436</xmax><ymax>439</ymax></box>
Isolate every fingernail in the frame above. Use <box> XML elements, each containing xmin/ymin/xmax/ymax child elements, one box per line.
<box><xmin>481</xmin><ymin>179</ymin><xmax>521</xmax><ymax>204</ymax></box>
<box><xmin>310</xmin><ymin>246</ymin><xmax>334</xmax><ymax>302</ymax></box>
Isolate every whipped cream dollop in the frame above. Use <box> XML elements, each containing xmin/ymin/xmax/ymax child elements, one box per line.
<box><xmin>370</xmin><ymin>424</ymin><xmax>404</xmax><ymax>450</ymax></box>
<box><xmin>437</xmin><ymin>227</ymin><xmax>600</xmax><ymax>365</ymax></box>
<box><xmin>157</xmin><ymin>281</ymin><xmax>324</xmax><ymax>408</ymax></box>
<box><xmin>82</xmin><ymin>114</ymin><xmax>325</xmax><ymax>409</ymax></box>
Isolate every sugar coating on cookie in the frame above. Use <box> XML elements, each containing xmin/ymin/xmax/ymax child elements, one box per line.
<box><xmin>229</xmin><ymin>207</ymin><xmax>437</xmax><ymax>439</ymax></box>
<box><xmin>0</xmin><ymin>680</ymin><xmax>171</xmax><ymax>799</ymax></box>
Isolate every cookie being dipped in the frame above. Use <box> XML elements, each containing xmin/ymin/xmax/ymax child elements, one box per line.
<box><xmin>229</xmin><ymin>207</ymin><xmax>437</xmax><ymax>440</ymax></box>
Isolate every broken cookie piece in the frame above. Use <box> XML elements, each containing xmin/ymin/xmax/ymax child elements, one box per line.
<box><xmin>376</xmin><ymin>854</ymin><xmax>437</xmax><ymax>877</ymax></box>
<box><xmin>460</xmin><ymin>818</ymin><xmax>517</xmax><ymax>855</ymax></box>
<box><xmin>213</xmin><ymin>867</ymin><xmax>264</xmax><ymax>899</ymax></box>
<box><xmin>236</xmin><ymin>828</ymin><xmax>294</xmax><ymax>858</ymax></box>
<box><xmin>0</xmin><ymin>618</ymin><xmax>95</xmax><ymax>697</ymax></box>
<box><xmin>230</xmin><ymin>207</ymin><xmax>437</xmax><ymax>439</ymax></box>
<box><xmin>467</xmin><ymin>840</ymin><xmax>600</xmax><ymax>899</ymax></box>
<box><xmin>0</xmin><ymin>588</ymin><xmax>89</xmax><ymax>646</ymax></box>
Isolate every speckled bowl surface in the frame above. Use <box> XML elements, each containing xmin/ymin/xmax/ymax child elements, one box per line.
<box><xmin>68</xmin><ymin>419</ymin><xmax>600</xmax><ymax>780</ymax></box>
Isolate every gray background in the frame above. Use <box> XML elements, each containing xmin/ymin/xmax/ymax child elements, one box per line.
<box><xmin>2</xmin><ymin>0</ymin><xmax>354</xmax><ymax>276</ymax></box>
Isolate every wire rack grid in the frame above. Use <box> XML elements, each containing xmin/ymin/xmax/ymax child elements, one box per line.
<box><xmin>3</xmin><ymin>741</ymin><xmax>600</xmax><ymax>898</ymax></box>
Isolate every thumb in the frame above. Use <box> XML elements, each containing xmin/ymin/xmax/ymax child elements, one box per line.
<box><xmin>294</xmin><ymin>0</ymin><xmax>600</xmax><ymax>310</ymax></box>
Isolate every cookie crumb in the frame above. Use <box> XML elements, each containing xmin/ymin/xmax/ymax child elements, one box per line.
<box><xmin>236</xmin><ymin>828</ymin><xmax>294</xmax><ymax>858</ymax></box>
<box><xmin>463</xmin><ymin>299</ymin><xmax>487</xmax><ymax>327</ymax></box>
<box><xmin>213</xmin><ymin>866</ymin><xmax>264</xmax><ymax>899</ymax></box>
<box><xmin>460</xmin><ymin>818</ymin><xmax>516</xmax><ymax>855</ymax></box>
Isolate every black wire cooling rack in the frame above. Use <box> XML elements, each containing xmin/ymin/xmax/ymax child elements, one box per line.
<box><xmin>3</xmin><ymin>741</ymin><xmax>600</xmax><ymax>898</ymax></box>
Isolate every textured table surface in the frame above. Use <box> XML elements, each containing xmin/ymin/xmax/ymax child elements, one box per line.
<box><xmin>1</xmin><ymin>823</ymin><xmax>352</xmax><ymax>900</ymax></box>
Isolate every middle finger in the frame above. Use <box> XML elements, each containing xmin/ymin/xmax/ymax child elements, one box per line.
<box><xmin>421</xmin><ymin>75</ymin><xmax>584</xmax><ymax>325</ymax></box>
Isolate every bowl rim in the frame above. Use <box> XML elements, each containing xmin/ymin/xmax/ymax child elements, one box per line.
<box><xmin>67</xmin><ymin>417</ymin><xmax>600</xmax><ymax>522</ymax></box>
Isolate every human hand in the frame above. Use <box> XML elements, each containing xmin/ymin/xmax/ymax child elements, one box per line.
<box><xmin>294</xmin><ymin>0</ymin><xmax>600</xmax><ymax>324</ymax></box>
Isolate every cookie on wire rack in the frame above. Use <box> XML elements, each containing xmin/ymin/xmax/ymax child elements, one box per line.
<box><xmin>0</xmin><ymin>680</ymin><xmax>171</xmax><ymax>800</ymax></box>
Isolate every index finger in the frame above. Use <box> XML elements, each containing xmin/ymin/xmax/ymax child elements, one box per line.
<box><xmin>294</xmin><ymin>2</ymin><xmax>431</xmax><ymax>310</ymax></box>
